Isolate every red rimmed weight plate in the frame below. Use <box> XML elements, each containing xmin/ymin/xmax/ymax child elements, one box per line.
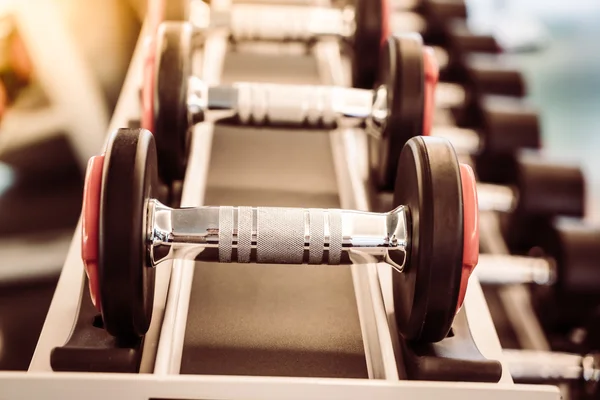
<box><xmin>81</xmin><ymin>154</ymin><xmax>105</xmax><ymax>312</ymax></box>
<box><xmin>392</xmin><ymin>136</ymin><xmax>465</xmax><ymax>343</ymax></box>
<box><xmin>456</xmin><ymin>163</ymin><xmax>479</xmax><ymax>312</ymax></box>
<box><xmin>141</xmin><ymin>0</ymin><xmax>166</xmax><ymax>132</ymax></box>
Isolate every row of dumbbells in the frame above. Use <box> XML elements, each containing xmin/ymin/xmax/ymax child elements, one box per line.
<box><xmin>146</xmin><ymin>0</ymin><xmax>593</xmax><ymax>306</ymax></box>
<box><xmin>81</xmin><ymin>0</ymin><xmax>599</xmax><ymax>394</ymax></box>
<box><xmin>168</xmin><ymin>0</ymin><xmax>600</xmax><ymax>392</ymax></box>
<box><xmin>176</xmin><ymin>1</ymin><xmax>600</xmax><ymax>394</ymax></box>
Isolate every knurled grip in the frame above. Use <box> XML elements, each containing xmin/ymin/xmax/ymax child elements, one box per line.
<box><xmin>237</xmin><ymin>206</ymin><xmax>253</xmax><ymax>263</ymax></box>
<box><xmin>218</xmin><ymin>206</ymin><xmax>234</xmax><ymax>262</ymax></box>
<box><xmin>217</xmin><ymin>207</ymin><xmax>344</xmax><ymax>265</ymax></box>
<box><xmin>229</xmin><ymin>4</ymin><xmax>344</xmax><ymax>41</ymax></box>
<box><xmin>234</xmin><ymin>82</ymin><xmax>338</xmax><ymax>127</ymax></box>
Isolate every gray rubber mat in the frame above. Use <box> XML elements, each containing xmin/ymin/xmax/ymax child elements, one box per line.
<box><xmin>180</xmin><ymin>52</ymin><xmax>367</xmax><ymax>378</ymax></box>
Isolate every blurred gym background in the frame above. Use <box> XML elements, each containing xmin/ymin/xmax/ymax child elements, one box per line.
<box><xmin>0</xmin><ymin>0</ymin><xmax>598</xmax><ymax>371</ymax></box>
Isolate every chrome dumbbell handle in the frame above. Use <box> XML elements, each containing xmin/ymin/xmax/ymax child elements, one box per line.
<box><xmin>149</xmin><ymin>201</ymin><xmax>409</xmax><ymax>269</ymax></box>
<box><xmin>477</xmin><ymin>183</ymin><xmax>516</xmax><ymax>213</ymax></box>
<box><xmin>475</xmin><ymin>254</ymin><xmax>556</xmax><ymax>285</ymax></box>
<box><xmin>504</xmin><ymin>350</ymin><xmax>600</xmax><ymax>384</ymax></box>
<box><xmin>435</xmin><ymin>81</ymin><xmax>467</xmax><ymax>109</ymax></box>
<box><xmin>390</xmin><ymin>11</ymin><xmax>427</xmax><ymax>35</ymax></box>
<box><xmin>204</xmin><ymin>2</ymin><xmax>429</xmax><ymax>42</ymax></box>
<box><xmin>226</xmin><ymin>4</ymin><xmax>351</xmax><ymax>41</ymax></box>
<box><xmin>189</xmin><ymin>76</ymin><xmax>374</xmax><ymax>127</ymax></box>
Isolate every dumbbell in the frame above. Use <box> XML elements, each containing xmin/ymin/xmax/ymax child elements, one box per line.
<box><xmin>496</xmin><ymin>153</ymin><xmax>586</xmax><ymax>253</ymax></box>
<box><xmin>434</xmin><ymin>55</ymin><xmax>526</xmax><ymax>113</ymax></box>
<box><xmin>81</xmin><ymin>129</ymin><xmax>479</xmax><ymax>342</ymax></box>
<box><xmin>173</xmin><ymin>0</ymin><xmax>507</xmax><ymax>89</ymax></box>
<box><xmin>421</xmin><ymin>95</ymin><xmax>540</xmax><ymax>171</ymax></box>
<box><xmin>477</xmin><ymin>218</ymin><xmax>600</xmax><ymax>297</ymax></box>
<box><xmin>148</xmin><ymin>21</ymin><xmax>533</xmax><ymax>193</ymax></box>
<box><xmin>166</xmin><ymin>0</ymin><xmax>390</xmax><ymax>89</ymax></box>
<box><xmin>369</xmin><ymin>95</ymin><xmax>543</xmax><ymax>194</ymax></box>
<box><xmin>146</xmin><ymin>21</ymin><xmax>437</xmax><ymax>188</ymax></box>
<box><xmin>377</xmin><ymin>150</ymin><xmax>584</xmax><ymax>256</ymax></box>
<box><xmin>503</xmin><ymin>349</ymin><xmax>600</xmax><ymax>397</ymax></box>
<box><xmin>523</xmin><ymin>219</ymin><xmax>600</xmax><ymax>334</ymax></box>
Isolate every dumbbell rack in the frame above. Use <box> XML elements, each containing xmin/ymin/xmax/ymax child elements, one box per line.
<box><xmin>0</xmin><ymin>4</ymin><xmax>561</xmax><ymax>399</ymax></box>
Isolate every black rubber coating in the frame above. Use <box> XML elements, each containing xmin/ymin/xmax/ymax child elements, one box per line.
<box><xmin>418</xmin><ymin>0</ymin><xmax>468</xmax><ymax>45</ymax></box>
<box><xmin>99</xmin><ymin>128</ymin><xmax>158</xmax><ymax>339</ymax></box>
<box><xmin>446</xmin><ymin>20</ymin><xmax>501</xmax><ymax>54</ymax></box>
<box><xmin>400</xmin><ymin>310</ymin><xmax>502</xmax><ymax>382</ymax></box>
<box><xmin>50</xmin><ymin>276</ymin><xmax>143</xmax><ymax>372</ymax></box>
<box><xmin>480</xmin><ymin>97</ymin><xmax>540</xmax><ymax>155</ymax></box>
<box><xmin>500</xmin><ymin>153</ymin><xmax>586</xmax><ymax>252</ymax></box>
<box><xmin>420</xmin><ymin>0</ymin><xmax>468</xmax><ymax>20</ymax></box>
<box><xmin>153</xmin><ymin>22</ymin><xmax>192</xmax><ymax>184</ymax></box>
<box><xmin>352</xmin><ymin>0</ymin><xmax>386</xmax><ymax>89</ymax></box>
<box><xmin>514</xmin><ymin>152</ymin><xmax>585</xmax><ymax>219</ymax></box>
<box><xmin>465</xmin><ymin>55</ymin><xmax>526</xmax><ymax>98</ymax></box>
<box><xmin>371</xmin><ymin>34</ymin><xmax>424</xmax><ymax>191</ymax></box>
<box><xmin>538</xmin><ymin>219</ymin><xmax>600</xmax><ymax>297</ymax></box>
<box><xmin>392</xmin><ymin>136</ymin><xmax>464</xmax><ymax>343</ymax></box>
<box><xmin>164</xmin><ymin>0</ymin><xmax>190</xmax><ymax>21</ymax></box>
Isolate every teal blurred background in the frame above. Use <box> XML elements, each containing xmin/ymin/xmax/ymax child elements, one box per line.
<box><xmin>479</xmin><ymin>0</ymin><xmax>600</xmax><ymax>221</ymax></box>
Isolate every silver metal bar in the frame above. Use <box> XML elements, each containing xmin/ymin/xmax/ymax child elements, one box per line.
<box><xmin>390</xmin><ymin>10</ymin><xmax>427</xmax><ymax>34</ymax></box>
<box><xmin>503</xmin><ymin>349</ymin><xmax>600</xmax><ymax>384</ymax></box>
<box><xmin>203</xmin><ymin>81</ymin><xmax>373</xmax><ymax>125</ymax></box>
<box><xmin>477</xmin><ymin>183</ymin><xmax>517</xmax><ymax>213</ymax></box>
<box><xmin>435</xmin><ymin>82</ymin><xmax>467</xmax><ymax>109</ymax></box>
<box><xmin>216</xmin><ymin>4</ymin><xmax>351</xmax><ymax>41</ymax></box>
<box><xmin>149</xmin><ymin>201</ymin><xmax>409</xmax><ymax>269</ymax></box>
<box><xmin>376</xmin><ymin>182</ymin><xmax>516</xmax><ymax>215</ymax></box>
<box><xmin>200</xmin><ymin>2</ymin><xmax>432</xmax><ymax>44</ymax></box>
<box><xmin>476</xmin><ymin>254</ymin><xmax>556</xmax><ymax>286</ymax></box>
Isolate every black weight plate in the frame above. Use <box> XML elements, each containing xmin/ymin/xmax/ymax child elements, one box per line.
<box><xmin>99</xmin><ymin>128</ymin><xmax>159</xmax><ymax>339</ymax></box>
<box><xmin>537</xmin><ymin>219</ymin><xmax>600</xmax><ymax>297</ymax></box>
<box><xmin>515</xmin><ymin>152</ymin><xmax>585</xmax><ymax>219</ymax></box>
<box><xmin>479</xmin><ymin>96</ymin><xmax>540</xmax><ymax>156</ymax></box>
<box><xmin>154</xmin><ymin>22</ymin><xmax>193</xmax><ymax>184</ymax></box>
<box><xmin>164</xmin><ymin>0</ymin><xmax>190</xmax><ymax>21</ymax></box>
<box><xmin>392</xmin><ymin>136</ymin><xmax>464</xmax><ymax>342</ymax></box>
<box><xmin>352</xmin><ymin>0</ymin><xmax>388</xmax><ymax>89</ymax></box>
<box><xmin>370</xmin><ymin>34</ymin><xmax>424</xmax><ymax>191</ymax></box>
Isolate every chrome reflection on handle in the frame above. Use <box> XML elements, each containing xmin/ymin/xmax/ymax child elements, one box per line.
<box><xmin>190</xmin><ymin>76</ymin><xmax>374</xmax><ymax>127</ymax></box>
<box><xmin>228</xmin><ymin>4</ymin><xmax>350</xmax><ymax>41</ymax></box>
<box><xmin>148</xmin><ymin>200</ymin><xmax>409</xmax><ymax>271</ymax></box>
<box><xmin>476</xmin><ymin>254</ymin><xmax>556</xmax><ymax>286</ymax></box>
<box><xmin>477</xmin><ymin>183</ymin><xmax>516</xmax><ymax>213</ymax></box>
<box><xmin>504</xmin><ymin>349</ymin><xmax>600</xmax><ymax>384</ymax></box>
